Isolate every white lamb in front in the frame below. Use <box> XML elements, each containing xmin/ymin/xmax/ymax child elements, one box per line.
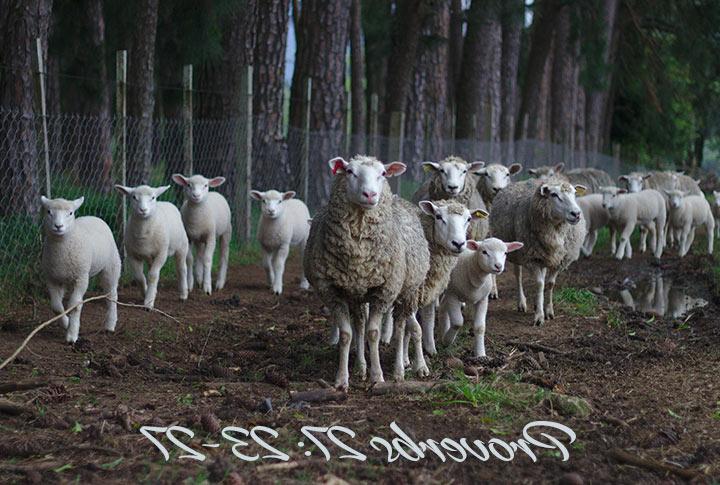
<box><xmin>40</xmin><ymin>196</ymin><xmax>121</xmax><ymax>343</ymax></box>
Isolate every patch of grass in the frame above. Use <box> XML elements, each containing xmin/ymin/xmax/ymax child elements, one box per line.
<box><xmin>442</xmin><ymin>373</ymin><xmax>521</xmax><ymax>412</ymax></box>
<box><xmin>555</xmin><ymin>287</ymin><xmax>598</xmax><ymax>316</ymax></box>
<box><xmin>177</xmin><ymin>394</ymin><xmax>194</xmax><ymax>406</ymax></box>
<box><xmin>606</xmin><ymin>308</ymin><xmax>625</xmax><ymax>330</ymax></box>
<box><xmin>712</xmin><ymin>402</ymin><xmax>720</xmax><ymax>421</ymax></box>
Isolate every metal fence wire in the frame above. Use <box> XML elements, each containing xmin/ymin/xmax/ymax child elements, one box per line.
<box><xmin>0</xmin><ymin>105</ymin><xmax>627</xmax><ymax>300</ymax></box>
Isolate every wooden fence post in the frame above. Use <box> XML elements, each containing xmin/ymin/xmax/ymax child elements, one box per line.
<box><xmin>236</xmin><ymin>65</ymin><xmax>253</xmax><ymax>243</ymax></box>
<box><xmin>300</xmin><ymin>77</ymin><xmax>312</xmax><ymax>203</ymax></box>
<box><xmin>388</xmin><ymin>111</ymin><xmax>404</xmax><ymax>195</ymax></box>
<box><xmin>115</xmin><ymin>50</ymin><xmax>127</xmax><ymax>245</ymax></box>
<box><xmin>36</xmin><ymin>38</ymin><xmax>51</xmax><ymax>198</ymax></box>
<box><xmin>369</xmin><ymin>93</ymin><xmax>379</xmax><ymax>156</ymax></box>
<box><xmin>182</xmin><ymin>64</ymin><xmax>193</xmax><ymax>174</ymax></box>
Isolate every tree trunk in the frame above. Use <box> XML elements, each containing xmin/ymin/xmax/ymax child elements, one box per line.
<box><xmin>362</xmin><ymin>0</ymin><xmax>392</xmax><ymax>139</ymax></box>
<box><xmin>550</xmin><ymin>5</ymin><xmax>577</xmax><ymax>146</ymax></box>
<box><xmin>289</xmin><ymin>0</ymin><xmax>351</xmax><ymax>208</ymax></box>
<box><xmin>585</xmin><ymin>0</ymin><xmax>619</xmax><ymax>155</ymax></box>
<box><xmin>574</xmin><ymin>79</ymin><xmax>586</xmax><ymax>166</ymax></box>
<box><xmin>448</xmin><ymin>0</ymin><xmax>464</xmax><ymax>108</ymax></box>
<box><xmin>349</xmin><ymin>0</ymin><xmax>366</xmax><ymax>154</ymax></box>
<box><xmin>500</xmin><ymin>0</ymin><xmax>523</xmax><ymax>160</ymax></box>
<box><xmin>126</xmin><ymin>0</ymin><xmax>159</xmax><ymax>186</ymax></box>
<box><xmin>253</xmin><ymin>0</ymin><xmax>289</xmax><ymax>190</ymax></box>
<box><xmin>0</xmin><ymin>0</ymin><xmax>53</xmax><ymax>217</ymax></box>
<box><xmin>517</xmin><ymin>0</ymin><xmax>559</xmax><ymax>141</ymax></box>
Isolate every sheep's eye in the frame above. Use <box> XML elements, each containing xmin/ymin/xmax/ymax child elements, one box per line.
<box><xmin>47</xmin><ymin>209</ymin><xmax>51</xmax><ymax>215</ymax></box>
<box><xmin>435</xmin><ymin>214</ymin><xmax>442</xmax><ymax>221</ymax></box>
<box><xmin>463</xmin><ymin>169</ymin><xmax>467</xmax><ymax>174</ymax></box>
<box><xmin>482</xmin><ymin>250</ymin><xmax>488</xmax><ymax>255</ymax></box>
<box><xmin>69</xmin><ymin>211</ymin><xmax>73</xmax><ymax>216</ymax></box>
<box><xmin>467</xmin><ymin>217</ymin><xmax>472</xmax><ymax>223</ymax></box>
<box><xmin>204</xmin><ymin>184</ymin><xmax>208</xmax><ymax>188</ymax></box>
<box><xmin>551</xmin><ymin>193</ymin><xmax>560</xmax><ymax>199</ymax></box>
<box><xmin>381</xmin><ymin>171</ymin><xmax>387</xmax><ymax>177</ymax></box>
<box><xmin>133</xmin><ymin>195</ymin><xmax>138</xmax><ymax>200</ymax></box>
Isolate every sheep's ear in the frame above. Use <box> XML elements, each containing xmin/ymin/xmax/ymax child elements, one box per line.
<box><xmin>154</xmin><ymin>185</ymin><xmax>171</xmax><ymax>197</ymax></box>
<box><xmin>506</xmin><ymin>241</ymin><xmax>524</xmax><ymax>252</ymax></box>
<box><xmin>618</xmin><ymin>188</ymin><xmax>628</xmax><ymax>194</ymax></box>
<box><xmin>468</xmin><ymin>161</ymin><xmax>485</xmax><ymax>172</ymax></box>
<box><xmin>471</xmin><ymin>208</ymin><xmax>489</xmax><ymax>220</ymax></box>
<box><xmin>509</xmin><ymin>163</ymin><xmax>523</xmax><ymax>175</ymax></box>
<box><xmin>283</xmin><ymin>191</ymin><xmax>296</xmax><ymax>200</ymax></box>
<box><xmin>208</xmin><ymin>177</ymin><xmax>226</xmax><ymax>188</ymax></box>
<box><xmin>172</xmin><ymin>174</ymin><xmax>189</xmax><ymax>186</ymax></box>
<box><xmin>663</xmin><ymin>189</ymin><xmax>671</xmax><ymax>196</ymax></box>
<box><xmin>574</xmin><ymin>185</ymin><xmax>587</xmax><ymax>196</ymax></box>
<box><xmin>421</xmin><ymin>161</ymin><xmax>441</xmax><ymax>173</ymax></box>
<box><xmin>528</xmin><ymin>168</ymin><xmax>538</xmax><ymax>176</ymax></box>
<box><xmin>114</xmin><ymin>184</ymin><xmax>133</xmax><ymax>196</ymax></box>
<box><xmin>249</xmin><ymin>190</ymin><xmax>264</xmax><ymax>201</ymax></box>
<box><xmin>72</xmin><ymin>197</ymin><xmax>85</xmax><ymax>211</ymax></box>
<box><xmin>328</xmin><ymin>157</ymin><xmax>348</xmax><ymax>175</ymax></box>
<box><xmin>418</xmin><ymin>200</ymin><xmax>438</xmax><ymax>216</ymax></box>
<box><xmin>643</xmin><ymin>174</ymin><xmax>651</xmax><ymax>180</ymax></box>
<box><xmin>384</xmin><ymin>162</ymin><xmax>406</xmax><ymax>177</ymax></box>
<box><xmin>618</xmin><ymin>175</ymin><xmax>629</xmax><ymax>182</ymax></box>
<box><xmin>40</xmin><ymin>195</ymin><xmax>50</xmax><ymax>208</ymax></box>
<box><xmin>554</xmin><ymin>162</ymin><xmax>565</xmax><ymax>173</ymax></box>
<box><xmin>466</xmin><ymin>240</ymin><xmax>481</xmax><ymax>251</ymax></box>
<box><xmin>539</xmin><ymin>184</ymin><xmax>550</xmax><ymax>197</ymax></box>
<box><xmin>474</xmin><ymin>167</ymin><xmax>488</xmax><ymax>175</ymax></box>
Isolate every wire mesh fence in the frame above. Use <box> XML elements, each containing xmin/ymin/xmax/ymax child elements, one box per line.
<box><xmin>0</xmin><ymin>104</ymin><xmax>627</xmax><ymax>301</ymax></box>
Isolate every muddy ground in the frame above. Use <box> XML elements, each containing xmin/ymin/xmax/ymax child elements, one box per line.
<box><xmin>0</xmin><ymin>244</ymin><xmax>719</xmax><ymax>484</ymax></box>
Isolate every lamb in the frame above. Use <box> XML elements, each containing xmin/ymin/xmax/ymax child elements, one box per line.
<box><xmin>304</xmin><ymin>156</ymin><xmax>430</xmax><ymax>389</ymax></box>
<box><xmin>527</xmin><ymin>163</ymin><xmax>565</xmax><ymax>179</ymax></box>
<box><xmin>411</xmin><ymin>156</ymin><xmax>489</xmax><ymax>240</ymax></box>
<box><xmin>250</xmin><ymin>189</ymin><xmax>311</xmax><ymax>295</ymax></box>
<box><xmin>40</xmin><ymin>196</ymin><xmax>121</xmax><ymax>343</ymax></box>
<box><xmin>115</xmin><ymin>185</ymin><xmax>189</xmax><ymax>308</ymax></box>
<box><xmin>529</xmin><ymin>163</ymin><xmax>612</xmax><ymax>193</ymax></box>
<box><xmin>440</xmin><ymin>238</ymin><xmax>524</xmax><ymax>357</ymax></box>
<box><xmin>489</xmin><ymin>178</ymin><xmax>587</xmax><ymax>326</ymax></box>
<box><xmin>712</xmin><ymin>191</ymin><xmax>720</xmax><ymax>238</ymax></box>
<box><xmin>600</xmin><ymin>187</ymin><xmax>666</xmax><ymax>259</ymax></box>
<box><xmin>576</xmin><ymin>193</ymin><xmax>617</xmax><ymax>256</ymax></box>
<box><xmin>474</xmin><ymin>163</ymin><xmax>523</xmax><ymax>207</ymax></box>
<box><xmin>172</xmin><ymin>174</ymin><xmax>232</xmax><ymax>295</ymax></box>
<box><xmin>664</xmin><ymin>189</ymin><xmax>714</xmax><ymax>257</ymax></box>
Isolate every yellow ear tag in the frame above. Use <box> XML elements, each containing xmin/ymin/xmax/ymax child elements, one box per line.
<box><xmin>575</xmin><ymin>186</ymin><xmax>587</xmax><ymax>196</ymax></box>
<box><xmin>423</xmin><ymin>164</ymin><xmax>433</xmax><ymax>173</ymax></box>
<box><xmin>473</xmin><ymin>209</ymin><xmax>489</xmax><ymax>220</ymax></box>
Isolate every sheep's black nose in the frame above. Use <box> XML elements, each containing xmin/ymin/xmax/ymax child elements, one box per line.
<box><xmin>493</xmin><ymin>187</ymin><xmax>501</xmax><ymax>193</ymax></box>
<box><xmin>447</xmin><ymin>185</ymin><xmax>459</xmax><ymax>191</ymax></box>
<box><xmin>570</xmin><ymin>210</ymin><xmax>580</xmax><ymax>219</ymax></box>
<box><xmin>451</xmin><ymin>240</ymin><xmax>465</xmax><ymax>250</ymax></box>
<box><xmin>494</xmin><ymin>263</ymin><xmax>502</xmax><ymax>272</ymax></box>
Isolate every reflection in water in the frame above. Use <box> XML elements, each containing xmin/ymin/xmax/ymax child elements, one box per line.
<box><xmin>614</xmin><ymin>273</ymin><xmax>708</xmax><ymax>318</ymax></box>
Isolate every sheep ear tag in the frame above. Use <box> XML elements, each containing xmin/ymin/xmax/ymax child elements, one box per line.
<box><xmin>472</xmin><ymin>209</ymin><xmax>489</xmax><ymax>220</ymax></box>
<box><xmin>575</xmin><ymin>185</ymin><xmax>587</xmax><ymax>197</ymax></box>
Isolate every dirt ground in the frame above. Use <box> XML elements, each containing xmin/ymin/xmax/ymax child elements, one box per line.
<box><xmin>1</xmin><ymin>246</ymin><xmax>719</xmax><ymax>484</ymax></box>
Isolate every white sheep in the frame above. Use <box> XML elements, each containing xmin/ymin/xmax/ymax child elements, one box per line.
<box><xmin>115</xmin><ymin>184</ymin><xmax>189</xmax><ymax>308</ymax></box>
<box><xmin>529</xmin><ymin>163</ymin><xmax>612</xmax><ymax>193</ymax></box>
<box><xmin>304</xmin><ymin>156</ymin><xmax>430</xmax><ymax>389</ymax></box>
<box><xmin>172</xmin><ymin>174</ymin><xmax>232</xmax><ymax>295</ymax></box>
<box><xmin>600</xmin><ymin>187</ymin><xmax>666</xmax><ymax>259</ymax></box>
<box><xmin>440</xmin><ymin>238</ymin><xmax>523</xmax><ymax>357</ymax></box>
<box><xmin>489</xmin><ymin>178</ymin><xmax>587</xmax><ymax>326</ymax></box>
<box><xmin>250</xmin><ymin>189</ymin><xmax>311</xmax><ymax>295</ymax></box>
<box><xmin>664</xmin><ymin>189</ymin><xmax>714</xmax><ymax>257</ymax></box>
<box><xmin>576</xmin><ymin>193</ymin><xmax>617</xmax><ymax>256</ymax></box>
<box><xmin>713</xmin><ymin>190</ymin><xmax>720</xmax><ymax>238</ymax></box>
<box><xmin>474</xmin><ymin>163</ymin><xmax>523</xmax><ymax>207</ymax></box>
<box><xmin>40</xmin><ymin>196</ymin><xmax>121</xmax><ymax>343</ymax></box>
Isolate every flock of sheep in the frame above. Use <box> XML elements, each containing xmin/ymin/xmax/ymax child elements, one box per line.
<box><xmin>38</xmin><ymin>155</ymin><xmax>719</xmax><ymax>390</ymax></box>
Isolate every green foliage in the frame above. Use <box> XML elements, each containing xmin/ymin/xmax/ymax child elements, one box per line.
<box><xmin>555</xmin><ymin>288</ymin><xmax>598</xmax><ymax>316</ymax></box>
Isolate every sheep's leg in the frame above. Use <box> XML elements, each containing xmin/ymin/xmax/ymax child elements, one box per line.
<box><xmin>175</xmin><ymin>249</ymin><xmax>188</xmax><ymax>301</ymax></box>
<box><xmin>683</xmin><ymin>226</ymin><xmax>696</xmax><ymax>257</ymax></box>
<box><xmin>328</xmin><ymin>323</ymin><xmax>339</xmax><ymax>345</ymax></box>
<box><xmin>639</xmin><ymin>226</ymin><xmax>648</xmax><ymax>253</ymax></box>
<box><xmin>533</xmin><ymin>267</ymin><xmax>547</xmax><ymax>326</ymax></box>
<box><xmin>403</xmin><ymin>325</ymin><xmax>410</xmax><ymax>367</ymax></box>
<box><xmin>380</xmin><ymin>311</ymin><xmax>393</xmax><ymax>345</ymax></box>
<box><xmin>47</xmin><ymin>283</ymin><xmax>68</xmax><ymax>329</ymax></box>
<box><xmin>186</xmin><ymin>246</ymin><xmax>194</xmax><ymax>290</ymax></box>
<box><xmin>352</xmin><ymin>303</ymin><xmax>366</xmax><ymax>379</ymax></box>
<box><xmin>515</xmin><ymin>264</ymin><xmax>527</xmax><ymax>312</ymax></box>
<box><xmin>420</xmin><ymin>303</ymin><xmax>437</xmax><ymax>355</ymax></box>
<box><xmin>648</xmin><ymin>224</ymin><xmax>657</xmax><ymax>254</ymax></box>
<box><xmin>655</xmin><ymin>216</ymin><xmax>666</xmax><ymax>258</ymax></box>
<box><xmin>408</xmin><ymin>314</ymin><xmax>429</xmax><ymax>377</ymax></box>
<box><xmin>194</xmin><ymin>241</ymin><xmax>206</xmax><ymax>290</ymax></box>
<box><xmin>716</xmin><ymin>218</ymin><xmax>720</xmax><ymax>238</ymax></box>
<box><xmin>441</xmin><ymin>294</ymin><xmax>464</xmax><ymax>345</ymax></box>
<box><xmin>65</xmin><ymin>275</ymin><xmax>89</xmax><ymax>344</ymax></box>
<box><xmin>616</xmin><ymin>224</ymin><xmax>634</xmax><ymax>260</ymax></box>
<box><xmin>128</xmin><ymin>256</ymin><xmax>147</xmax><ymax>296</ymax></box>
<box><xmin>262</xmin><ymin>250</ymin><xmax>275</xmax><ymax>288</ymax></box>
<box><xmin>545</xmin><ymin>269</ymin><xmax>559</xmax><ymax>320</ymax></box>
<box><xmin>144</xmin><ymin>251</ymin><xmax>167</xmax><ymax>309</ymax></box>
<box><xmin>298</xmin><ymin>239</ymin><xmax>310</xmax><ymax>290</ymax></box>
<box><xmin>472</xmin><ymin>297</ymin><xmax>490</xmax><ymax>358</ymax></box>
<box><xmin>99</xmin><ymin>266</ymin><xmax>119</xmax><ymax>332</ymax></box>
<box><xmin>392</xmin><ymin>312</ymin><xmax>407</xmax><ymax>382</ymax></box>
<box><xmin>489</xmin><ymin>274</ymin><xmax>499</xmax><ymax>299</ymax></box>
<box><xmin>202</xmin><ymin>236</ymin><xmax>215</xmax><ymax>295</ymax></box>
<box><xmin>215</xmin><ymin>232</ymin><xmax>230</xmax><ymax>291</ymax></box>
<box><xmin>366</xmin><ymin>306</ymin><xmax>385</xmax><ymax>384</ymax></box>
<box><xmin>708</xmin><ymin>220</ymin><xmax>715</xmax><ymax>254</ymax></box>
<box><xmin>333</xmin><ymin>305</ymin><xmax>353</xmax><ymax>390</ymax></box>
<box><xmin>271</xmin><ymin>243</ymin><xmax>290</xmax><ymax>295</ymax></box>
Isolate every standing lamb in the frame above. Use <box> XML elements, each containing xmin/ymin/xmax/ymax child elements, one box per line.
<box><xmin>172</xmin><ymin>174</ymin><xmax>232</xmax><ymax>295</ymax></box>
<box><xmin>664</xmin><ymin>189</ymin><xmax>714</xmax><ymax>257</ymax></box>
<box><xmin>490</xmin><ymin>178</ymin><xmax>587</xmax><ymax>326</ymax></box>
<box><xmin>600</xmin><ymin>187</ymin><xmax>666</xmax><ymax>259</ymax></box>
<box><xmin>474</xmin><ymin>163</ymin><xmax>523</xmax><ymax>207</ymax></box>
<box><xmin>40</xmin><ymin>196</ymin><xmax>121</xmax><ymax>343</ymax></box>
<box><xmin>440</xmin><ymin>238</ymin><xmax>523</xmax><ymax>357</ymax></box>
<box><xmin>304</xmin><ymin>156</ymin><xmax>430</xmax><ymax>389</ymax></box>
<box><xmin>577</xmin><ymin>193</ymin><xmax>617</xmax><ymax>256</ymax></box>
<box><xmin>115</xmin><ymin>185</ymin><xmax>189</xmax><ymax>308</ymax></box>
<box><xmin>250</xmin><ymin>189</ymin><xmax>311</xmax><ymax>295</ymax></box>
<box><xmin>411</xmin><ymin>156</ymin><xmax>488</xmax><ymax>240</ymax></box>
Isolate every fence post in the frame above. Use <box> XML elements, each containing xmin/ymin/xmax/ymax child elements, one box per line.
<box><xmin>115</xmin><ymin>50</ymin><xmax>127</xmax><ymax>246</ymax></box>
<box><xmin>236</xmin><ymin>65</ymin><xmax>253</xmax><ymax>243</ymax></box>
<box><xmin>388</xmin><ymin>111</ymin><xmax>404</xmax><ymax>195</ymax></box>
<box><xmin>182</xmin><ymin>64</ymin><xmax>193</xmax><ymax>174</ymax></box>
<box><xmin>35</xmin><ymin>38</ymin><xmax>51</xmax><ymax>197</ymax></box>
<box><xmin>369</xmin><ymin>93</ymin><xmax>379</xmax><ymax>156</ymax></box>
<box><xmin>300</xmin><ymin>77</ymin><xmax>312</xmax><ymax>203</ymax></box>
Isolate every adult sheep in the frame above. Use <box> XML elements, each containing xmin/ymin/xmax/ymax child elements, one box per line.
<box><xmin>490</xmin><ymin>178</ymin><xmax>587</xmax><ymax>326</ymax></box>
<box><xmin>529</xmin><ymin>163</ymin><xmax>612</xmax><ymax>193</ymax></box>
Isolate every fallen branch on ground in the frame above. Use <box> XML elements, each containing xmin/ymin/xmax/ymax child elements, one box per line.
<box><xmin>0</xmin><ymin>381</ymin><xmax>50</xmax><ymax>394</ymax></box>
<box><xmin>506</xmin><ymin>340</ymin><xmax>568</xmax><ymax>355</ymax></box>
<box><xmin>0</xmin><ymin>399</ymin><xmax>33</xmax><ymax>416</ymax></box>
<box><xmin>607</xmin><ymin>448</ymin><xmax>702</xmax><ymax>480</ymax></box>
<box><xmin>289</xmin><ymin>388</ymin><xmax>347</xmax><ymax>404</ymax></box>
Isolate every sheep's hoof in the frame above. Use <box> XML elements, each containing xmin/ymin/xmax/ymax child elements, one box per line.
<box><xmin>370</xmin><ymin>373</ymin><xmax>385</xmax><ymax>384</ymax></box>
<box><xmin>335</xmin><ymin>380</ymin><xmax>349</xmax><ymax>392</ymax></box>
<box><xmin>393</xmin><ymin>371</ymin><xmax>405</xmax><ymax>382</ymax></box>
<box><xmin>299</xmin><ymin>280</ymin><xmax>310</xmax><ymax>290</ymax></box>
<box><xmin>517</xmin><ymin>303</ymin><xmax>527</xmax><ymax>313</ymax></box>
<box><xmin>545</xmin><ymin>311</ymin><xmax>555</xmax><ymax>320</ymax></box>
<box><xmin>424</xmin><ymin>344</ymin><xmax>437</xmax><ymax>356</ymax></box>
<box><xmin>414</xmin><ymin>364</ymin><xmax>430</xmax><ymax>378</ymax></box>
<box><xmin>534</xmin><ymin>318</ymin><xmax>544</xmax><ymax>326</ymax></box>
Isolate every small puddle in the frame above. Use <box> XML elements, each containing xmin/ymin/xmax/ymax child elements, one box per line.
<box><xmin>609</xmin><ymin>273</ymin><xmax>709</xmax><ymax>318</ymax></box>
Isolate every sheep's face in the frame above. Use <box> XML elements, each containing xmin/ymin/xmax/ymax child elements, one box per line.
<box><xmin>540</xmin><ymin>182</ymin><xmax>585</xmax><ymax>225</ymax></box>
<box><xmin>467</xmin><ymin>238</ymin><xmax>524</xmax><ymax>274</ymax></box>
<box><xmin>422</xmin><ymin>159</ymin><xmax>485</xmax><ymax>196</ymax></box>
<box><xmin>419</xmin><ymin>201</ymin><xmax>488</xmax><ymax>254</ymax></box>
<box><xmin>172</xmin><ymin>174</ymin><xmax>225</xmax><ymax>204</ymax></box>
<box><xmin>619</xmin><ymin>174</ymin><xmax>646</xmax><ymax>193</ymax></box>
<box><xmin>664</xmin><ymin>189</ymin><xmax>686</xmax><ymax>210</ymax></box>
<box><xmin>250</xmin><ymin>189</ymin><xmax>295</xmax><ymax>219</ymax></box>
<box><xmin>528</xmin><ymin>162</ymin><xmax>564</xmax><ymax>179</ymax></box>
<box><xmin>329</xmin><ymin>156</ymin><xmax>405</xmax><ymax>209</ymax></box>
<box><xmin>115</xmin><ymin>185</ymin><xmax>170</xmax><ymax>219</ymax></box>
<box><xmin>474</xmin><ymin>163</ymin><xmax>522</xmax><ymax>199</ymax></box>
<box><xmin>40</xmin><ymin>196</ymin><xmax>84</xmax><ymax>237</ymax></box>
<box><xmin>600</xmin><ymin>187</ymin><xmax>627</xmax><ymax>211</ymax></box>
